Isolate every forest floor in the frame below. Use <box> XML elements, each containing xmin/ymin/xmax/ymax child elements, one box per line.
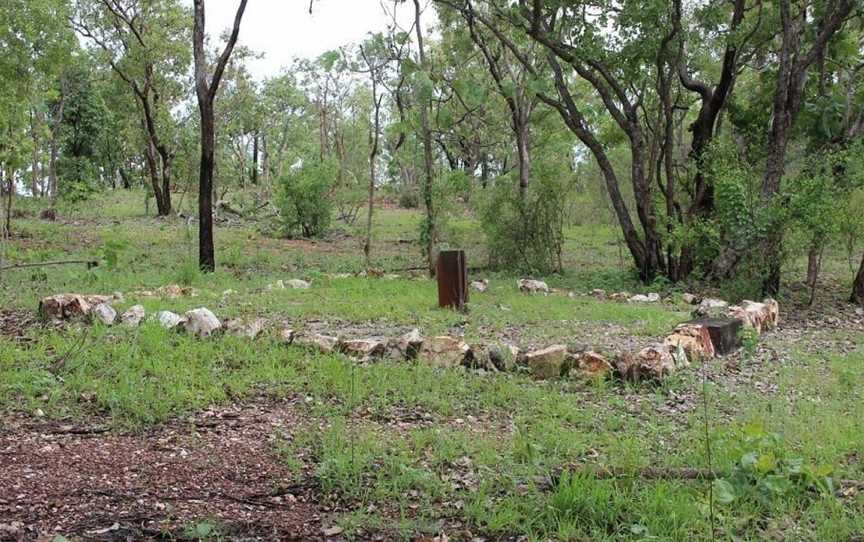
<box><xmin>1</xmin><ymin>190</ymin><xmax>863</xmax><ymax>541</ymax></box>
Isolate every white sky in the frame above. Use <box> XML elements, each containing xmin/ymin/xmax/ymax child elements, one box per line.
<box><xmin>199</xmin><ymin>0</ymin><xmax>435</xmax><ymax>79</ymax></box>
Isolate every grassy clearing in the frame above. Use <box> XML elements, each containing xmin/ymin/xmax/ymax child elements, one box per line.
<box><xmin>1</xmin><ymin>191</ymin><xmax>863</xmax><ymax>540</ymax></box>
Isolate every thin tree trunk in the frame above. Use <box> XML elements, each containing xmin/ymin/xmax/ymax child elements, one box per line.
<box><xmin>806</xmin><ymin>242</ymin><xmax>822</xmax><ymax>306</ymax></box>
<box><xmin>251</xmin><ymin>131</ymin><xmax>259</xmax><ymax>185</ymax></box>
<box><xmin>193</xmin><ymin>0</ymin><xmax>248</xmax><ymax>272</ymax></box>
<box><xmin>4</xmin><ymin>167</ymin><xmax>13</xmax><ymax>238</ymax></box>
<box><xmin>851</xmin><ymin>252</ymin><xmax>864</xmax><ymax>305</ymax></box>
<box><xmin>414</xmin><ymin>0</ymin><xmax>436</xmax><ymax>277</ymax></box>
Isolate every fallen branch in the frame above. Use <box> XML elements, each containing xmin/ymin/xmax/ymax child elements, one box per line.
<box><xmin>0</xmin><ymin>259</ymin><xmax>98</xmax><ymax>272</ymax></box>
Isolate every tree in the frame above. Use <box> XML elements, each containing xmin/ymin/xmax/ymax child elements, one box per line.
<box><xmin>413</xmin><ymin>0</ymin><xmax>438</xmax><ymax>276</ymax></box>
<box><xmin>193</xmin><ymin>0</ymin><xmax>249</xmax><ymax>272</ymax></box>
<box><xmin>853</xmin><ymin>253</ymin><xmax>864</xmax><ymax>305</ymax></box>
<box><xmin>71</xmin><ymin>0</ymin><xmax>191</xmax><ymax>216</ymax></box>
<box><xmin>0</xmin><ymin>0</ymin><xmax>72</xmax><ymax>235</ymax></box>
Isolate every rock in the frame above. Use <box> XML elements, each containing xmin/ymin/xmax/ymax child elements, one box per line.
<box><xmin>39</xmin><ymin>208</ymin><xmax>56</xmax><ymax>221</ymax></box>
<box><xmin>573</xmin><ymin>351</ymin><xmax>613</xmax><ymax>379</ymax></box>
<box><xmin>525</xmin><ymin>345</ymin><xmax>567</xmax><ymax>379</ymax></box>
<box><xmin>695</xmin><ymin>298</ymin><xmax>728</xmax><ymax>317</ymax></box>
<box><xmin>39</xmin><ymin>294</ymin><xmax>92</xmax><ymax>322</ymax></box>
<box><xmin>182</xmin><ymin>308</ymin><xmax>222</xmax><ymax>337</ymax></box>
<box><xmin>397</xmin><ymin>328</ymin><xmax>424</xmax><ymax>359</ymax></box>
<box><xmin>470</xmin><ymin>279</ymin><xmax>489</xmax><ymax>293</ymax></box>
<box><xmin>629</xmin><ymin>293</ymin><xmax>660</xmax><ymax>303</ymax></box>
<box><xmin>296</xmin><ymin>333</ymin><xmax>340</xmax><ymax>353</ymax></box>
<box><xmin>517</xmin><ymin>279</ymin><xmax>549</xmax><ymax>294</ymax></box>
<box><xmin>286</xmin><ymin>279</ymin><xmax>311</xmax><ymax>289</ymax></box>
<box><xmin>487</xmin><ymin>343</ymin><xmax>519</xmax><ymax>372</ymax></box>
<box><xmin>608</xmin><ymin>292</ymin><xmax>631</xmax><ymax>301</ymax></box>
<box><xmin>728</xmin><ymin>298</ymin><xmax>779</xmax><ymax>334</ymax></box>
<box><xmin>121</xmin><ymin>305</ymin><xmax>145</xmax><ymax>327</ymax></box>
<box><xmin>615</xmin><ymin>345</ymin><xmax>676</xmax><ymax>381</ymax></box>
<box><xmin>418</xmin><ymin>336</ymin><xmax>472</xmax><ymax>368</ymax></box>
<box><xmin>664</xmin><ymin>322</ymin><xmax>715</xmax><ymax>360</ymax></box>
<box><xmin>155</xmin><ymin>310</ymin><xmax>184</xmax><ymax>330</ymax></box>
<box><xmin>682</xmin><ymin>293</ymin><xmax>699</xmax><ymax>305</ymax></box>
<box><xmin>92</xmin><ymin>303</ymin><xmax>117</xmax><ymax>325</ymax></box>
<box><xmin>341</xmin><ymin>338</ymin><xmax>387</xmax><ymax>360</ymax></box>
<box><xmin>225</xmin><ymin>317</ymin><xmax>268</xmax><ymax>340</ymax></box>
<box><xmin>591</xmin><ymin>288</ymin><xmax>607</xmax><ymax>299</ymax></box>
<box><xmin>279</xmin><ymin>328</ymin><xmax>295</xmax><ymax>344</ymax></box>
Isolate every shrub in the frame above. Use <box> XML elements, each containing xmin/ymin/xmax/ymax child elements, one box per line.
<box><xmin>276</xmin><ymin>157</ymin><xmax>335</xmax><ymax>238</ymax></box>
<box><xmin>398</xmin><ymin>187</ymin><xmax>420</xmax><ymax>209</ymax></box>
<box><xmin>478</xmin><ymin>175</ymin><xmax>568</xmax><ymax>274</ymax></box>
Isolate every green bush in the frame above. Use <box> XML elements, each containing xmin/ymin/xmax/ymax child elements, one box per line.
<box><xmin>398</xmin><ymin>186</ymin><xmax>420</xmax><ymax>209</ymax></box>
<box><xmin>478</xmin><ymin>175</ymin><xmax>568</xmax><ymax>274</ymax></box>
<box><xmin>276</xmin><ymin>157</ymin><xmax>335</xmax><ymax>238</ymax></box>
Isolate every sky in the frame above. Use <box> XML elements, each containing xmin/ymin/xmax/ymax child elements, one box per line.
<box><xmin>199</xmin><ymin>0</ymin><xmax>435</xmax><ymax>79</ymax></box>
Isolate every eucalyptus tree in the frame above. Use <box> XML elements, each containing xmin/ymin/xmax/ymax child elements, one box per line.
<box><xmin>71</xmin><ymin>0</ymin><xmax>191</xmax><ymax>216</ymax></box>
<box><xmin>192</xmin><ymin>0</ymin><xmax>248</xmax><ymax>272</ymax></box>
<box><xmin>413</xmin><ymin>0</ymin><xmax>439</xmax><ymax>276</ymax></box>
<box><xmin>0</xmin><ymin>0</ymin><xmax>72</xmax><ymax>235</ymax></box>
<box><xmin>436</xmin><ymin>0</ymin><xmax>543</xmax><ymax>199</ymax></box>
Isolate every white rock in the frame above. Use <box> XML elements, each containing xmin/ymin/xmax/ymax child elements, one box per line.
<box><xmin>286</xmin><ymin>279</ymin><xmax>311</xmax><ymax>289</ymax></box>
<box><xmin>470</xmin><ymin>279</ymin><xmax>489</xmax><ymax>293</ymax></box>
<box><xmin>341</xmin><ymin>338</ymin><xmax>387</xmax><ymax>359</ymax></box>
<box><xmin>225</xmin><ymin>317</ymin><xmax>268</xmax><ymax>340</ymax></box>
<box><xmin>517</xmin><ymin>279</ymin><xmax>549</xmax><ymax>294</ymax></box>
<box><xmin>682</xmin><ymin>293</ymin><xmax>698</xmax><ymax>305</ymax></box>
<box><xmin>92</xmin><ymin>303</ymin><xmax>117</xmax><ymax>325</ymax></box>
<box><xmin>696</xmin><ymin>297</ymin><xmax>728</xmax><ymax>315</ymax></box>
<box><xmin>121</xmin><ymin>305</ymin><xmax>145</xmax><ymax>327</ymax></box>
<box><xmin>398</xmin><ymin>328</ymin><xmax>424</xmax><ymax>358</ymax></box>
<box><xmin>279</xmin><ymin>328</ymin><xmax>295</xmax><ymax>344</ymax></box>
<box><xmin>629</xmin><ymin>293</ymin><xmax>660</xmax><ymax>303</ymax></box>
<box><xmin>182</xmin><ymin>308</ymin><xmax>222</xmax><ymax>338</ymax></box>
<box><xmin>156</xmin><ymin>310</ymin><xmax>184</xmax><ymax>330</ymax></box>
<box><xmin>296</xmin><ymin>333</ymin><xmax>340</xmax><ymax>353</ymax></box>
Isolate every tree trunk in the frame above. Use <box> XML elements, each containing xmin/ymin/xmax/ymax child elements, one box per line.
<box><xmin>414</xmin><ymin>0</ymin><xmax>436</xmax><ymax>277</ymax></box>
<box><xmin>3</xmin><ymin>167</ymin><xmax>13</xmax><ymax>238</ymax></box>
<box><xmin>806</xmin><ymin>243</ymin><xmax>822</xmax><ymax>306</ymax></box>
<box><xmin>251</xmin><ymin>131</ymin><xmax>259</xmax><ymax>185</ymax></box>
<box><xmin>515</xmin><ymin>118</ymin><xmax>530</xmax><ymax>199</ymax></box>
<box><xmin>851</xmin><ymin>252</ymin><xmax>864</xmax><ymax>305</ymax></box>
<box><xmin>193</xmin><ymin>0</ymin><xmax>247</xmax><ymax>273</ymax></box>
<box><xmin>198</xmin><ymin>102</ymin><xmax>216</xmax><ymax>272</ymax></box>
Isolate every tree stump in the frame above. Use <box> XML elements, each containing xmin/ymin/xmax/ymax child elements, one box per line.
<box><xmin>688</xmin><ymin>317</ymin><xmax>742</xmax><ymax>356</ymax></box>
<box><xmin>436</xmin><ymin>250</ymin><xmax>468</xmax><ymax>309</ymax></box>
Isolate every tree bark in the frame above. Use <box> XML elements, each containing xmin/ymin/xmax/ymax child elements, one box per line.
<box><xmin>193</xmin><ymin>0</ymin><xmax>248</xmax><ymax>272</ymax></box>
<box><xmin>251</xmin><ymin>130</ymin><xmax>259</xmax><ymax>185</ymax></box>
<box><xmin>414</xmin><ymin>0</ymin><xmax>436</xmax><ymax>277</ymax></box>
<box><xmin>852</xmin><ymin>252</ymin><xmax>864</xmax><ymax>305</ymax></box>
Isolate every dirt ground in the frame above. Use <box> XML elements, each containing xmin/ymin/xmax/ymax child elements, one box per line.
<box><xmin>0</xmin><ymin>398</ymin><xmax>327</xmax><ymax>541</ymax></box>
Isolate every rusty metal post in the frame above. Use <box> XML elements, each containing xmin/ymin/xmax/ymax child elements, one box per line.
<box><xmin>436</xmin><ymin>249</ymin><xmax>468</xmax><ymax>309</ymax></box>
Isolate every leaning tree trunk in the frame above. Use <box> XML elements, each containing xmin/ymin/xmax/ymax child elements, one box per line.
<box><xmin>851</xmin><ymin>252</ymin><xmax>864</xmax><ymax>305</ymax></box>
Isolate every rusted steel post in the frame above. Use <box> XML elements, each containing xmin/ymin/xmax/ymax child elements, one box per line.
<box><xmin>436</xmin><ymin>249</ymin><xmax>468</xmax><ymax>309</ymax></box>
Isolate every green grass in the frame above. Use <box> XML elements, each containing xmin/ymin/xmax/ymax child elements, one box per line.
<box><xmin>1</xmin><ymin>190</ymin><xmax>863</xmax><ymax>540</ymax></box>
